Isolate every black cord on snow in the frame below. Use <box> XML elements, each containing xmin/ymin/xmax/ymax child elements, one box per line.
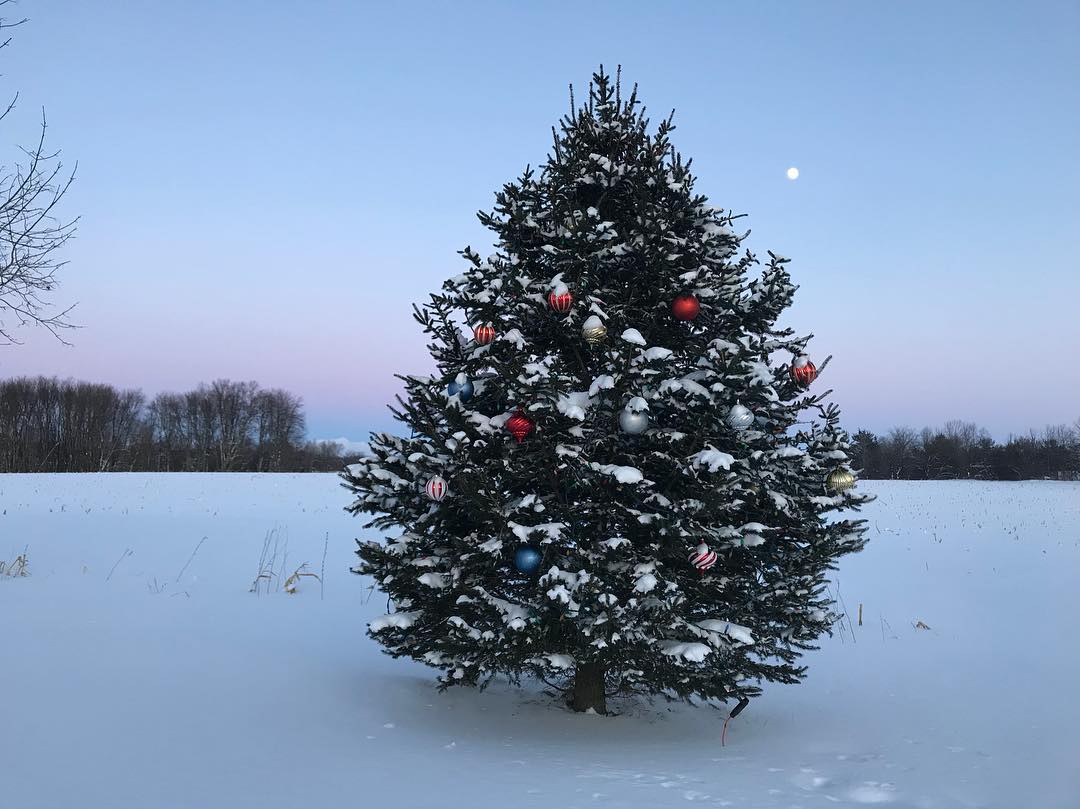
<box><xmin>721</xmin><ymin>697</ymin><xmax>750</xmax><ymax>747</ymax></box>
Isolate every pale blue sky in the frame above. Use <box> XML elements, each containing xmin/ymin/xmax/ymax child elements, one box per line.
<box><xmin>0</xmin><ymin>0</ymin><xmax>1076</xmax><ymax>441</ymax></box>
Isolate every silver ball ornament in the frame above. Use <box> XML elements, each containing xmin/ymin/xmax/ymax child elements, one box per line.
<box><xmin>619</xmin><ymin>409</ymin><xmax>649</xmax><ymax>435</ymax></box>
<box><xmin>726</xmin><ymin>403</ymin><xmax>754</xmax><ymax>431</ymax></box>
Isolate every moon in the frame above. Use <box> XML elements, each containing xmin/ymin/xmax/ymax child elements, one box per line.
<box><xmin>786</xmin><ymin>167</ymin><xmax>800</xmax><ymax>180</ymax></box>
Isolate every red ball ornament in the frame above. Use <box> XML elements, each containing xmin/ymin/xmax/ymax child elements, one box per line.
<box><xmin>548</xmin><ymin>289</ymin><xmax>573</xmax><ymax>313</ymax></box>
<box><xmin>506</xmin><ymin>410</ymin><xmax>535</xmax><ymax>443</ymax></box>
<box><xmin>688</xmin><ymin>542</ymin><xmax>717</xmax><ymax>574</ymax></box>
<box><xmin>473</xmin><ymin>324</ymin><xmax>495</xmax><ymax>345</ymax></box>
<box><xmin>790</xmin><ymin>355</ymin><xmax>817</xmax><ymax>387</ymax></box>
<box><xmin>672</xmin><ymin>293</ymin><xmax>700</xmax><ymax>321</ymax></box>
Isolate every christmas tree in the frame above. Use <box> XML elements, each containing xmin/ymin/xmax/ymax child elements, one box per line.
<box><xmin>344</xmin><ymin>68</ymin><xmax>870</xmax><ymax>715</ymax></box>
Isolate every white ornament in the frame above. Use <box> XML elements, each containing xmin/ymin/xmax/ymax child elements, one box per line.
<box><xmin>726</xmin><ymin>403</ymin><xmax>754</xmax><ymax>431</ymax></box>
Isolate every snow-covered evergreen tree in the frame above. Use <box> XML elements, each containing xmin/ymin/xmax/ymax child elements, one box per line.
<box><xmin>344</xmin><ymin>68</ymin><xmax>870</xmax><ymax>714</ymax></box>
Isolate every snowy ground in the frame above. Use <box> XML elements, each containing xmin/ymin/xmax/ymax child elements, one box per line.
<box><xmin>1</xmin><ymin>475</ymin><xmax>1078</xmax><ymax>808</ymax></box>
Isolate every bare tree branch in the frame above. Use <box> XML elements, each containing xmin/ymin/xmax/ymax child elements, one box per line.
<box><xmin>0</xmin><ymin>12</ymin><xmax>78</xmax><ymax>345</ymax></box>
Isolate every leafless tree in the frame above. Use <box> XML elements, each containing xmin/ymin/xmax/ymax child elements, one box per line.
<box><xmin>253</xmin><ymin>388</ymin><xmax>305</xmax><ymax>470</ymax></box>
<box><xmin>98</xmin><ymin>387</ymin><xmax>144</xmax><ymax>470</ymax></box>
<box><xmin>204</xmin><ymin>379</ymin><xmax>258</xmax><ymax>471</ymax></box>
<box><xmin>0</xmin><ymin>3</ymin><xmax>78</xmax><ymax>344</ymax></box>
<box><xmin>943</xmin><ymin>420</ymin><xmax>987</xmax><ymax>449</ymax></box>
<box><xmin>147</xmin><ymin>392</ymin><xmax>185</xmax><ymax>470</ymax></box>
<box><xmin>0</xmin><ymin>375</ymin><xmax>347</xmax><ymax>472</ymax></box>
<box><xmin>884</xmin><ymin>427</ymin><xmax>919</xmax><ymax>478</ymax></box>
<box><xmin>0</xmin><ymin>376</ymin><xmax>142</xmax><ymax>470</ymax></box>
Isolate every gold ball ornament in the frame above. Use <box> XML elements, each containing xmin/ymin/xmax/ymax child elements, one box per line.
<box><xmin>825</xmin><ymin>468</ymin><xmax>856</xmax><ymax>493</ymax></box>
<box><xmin>583</xmin><ymin>325</ymin><xmax>607</xmax><ymax>343</ymax></box>
<box><xmin>581</xmin><ymin>314</ymin><xmax>607</xmax><ymax>344</ymax></box>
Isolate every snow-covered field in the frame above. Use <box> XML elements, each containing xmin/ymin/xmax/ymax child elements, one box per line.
<box><xmin>1</xmin><ymin>475</ymin><xmax>1078</xmax><ymax>809</ymax></box>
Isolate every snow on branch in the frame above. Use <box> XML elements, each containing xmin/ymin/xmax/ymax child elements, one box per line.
<box><xmin>370</xmin><ymin>611</ymin><xmax>421</xmax><ymax>632</ymax></box>
<box><xmin>689</xmin><ymin>446</ymin><xmax>735</xmax><ymax>472</ymax></box>
<box><xmin>418</xmin><ymin>573</ymin><xmax>448</xmax><ymax>589</ymax></box>
<box><xmin>508</xmin><ymin>521</ymin><xmax>566</xmax><ymax>543</ymax></box>
<box><xmin>589</xmin><ymin>462</ymin><xmax>646</xmax><ymax>484</ymax></box>
<box><xmin>557</xmin><ymin>391</ymin><xmax>594</xmax><ymax>421</ymax></box>
<box><xmin>695</xmin><ymin>619</ymin><xmax>756</xmax><ymax>646</ymax></box>
<box><xmin>659</xmin><ymin>641</ymin><xmax>712</xmax><ymax>663</ymax></box>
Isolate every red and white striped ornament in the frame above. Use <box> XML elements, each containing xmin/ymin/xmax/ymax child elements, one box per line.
<box><xmin>548</xmin><ymin>287</ymin><xmax>573</xmax><ymax>313</ymax></box>
<box><xmin>473</xmin><ymin>324</ymin><xmax>495</xmax><ymax>345</ymax></box>
<box><xmin>506</xmin><ymin>410</ymin><xmax>535</xmax><ymax>443</ymax></box>
<box><xmin>790</xmin><ymin>355</ymin><xmax>817</xmax><ymax>387</ymax></box>
<box><xmin>688</xmin><ymin>542</ymin><xmax>717</xmax><ymax>574</ymax></box>
<box><xmin>424</xmin><ymin>475</ymin><xmax>448</xmax><ymax>501</ymax></box>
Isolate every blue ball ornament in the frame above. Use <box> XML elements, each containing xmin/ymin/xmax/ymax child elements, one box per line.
<box><xmin>514</xmin><ymin>546</ymin><xmax>543</xmax><ymax>574</ymax></box>
<box><xmin>447</xmin><ymin>378</ymin><xmax>474</xmax><ymax>402</ymax></box>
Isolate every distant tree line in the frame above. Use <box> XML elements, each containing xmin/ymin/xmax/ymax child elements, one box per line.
<box><xmin>850</xmin><ymin>420</ymin><xmax>1080</xmax><ymax>480</ymax></box>
<box><xmin>3</xmin><ymin>376</ymin><xmax>1077</xmax><ymax>480</ymax></box>
<box><xmin>0</xmin><ymin>376</ymin><xmax>348</xmax><ymax>472</ymax></box>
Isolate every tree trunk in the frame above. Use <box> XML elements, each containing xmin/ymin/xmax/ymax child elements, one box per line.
<box><xmin>570</xmin><ymin>662</ymin><xmax>606</xmax><ymax>714</ymax></box>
